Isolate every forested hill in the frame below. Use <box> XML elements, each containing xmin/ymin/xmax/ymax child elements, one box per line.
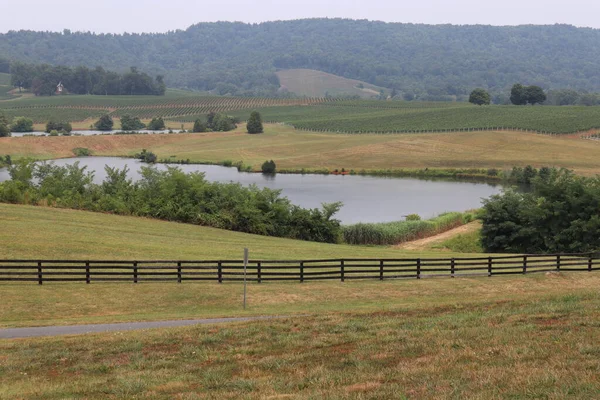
<box><xmin>1</xmin><ymin>19</ymin><xmax>600</xmax><ymax>98</ymax></box>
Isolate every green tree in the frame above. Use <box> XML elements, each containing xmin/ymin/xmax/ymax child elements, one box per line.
<box><xmin>120</xmin><ymin>114</ymin><xmax>145</xmax><ymax>131</ymax></box>
<box><xmin>10</xmin><ymin>117</ymin><xmax>34</xmax><ymax>132</ymax></box>
<box><xmin>468</xmin><ymin>88</ymin><xmax>491</xmax><ymax>105</ymax></box>
<box><xmin>525</xmin><ymin>85</ymin><xmax>547</xmax><ymax>105</ymax></box>
<box><xmin>192</xmin><ymin>119</ymin><xmax>208</xmax><ymax>132</ymax></box>
<box><xmin>261</xmin><ymin>160</ymin><xmax>276</xmax><ymax>174</ymax></box>
<box><xmin>510</xmin><ymin>84</ymin><xmax>528</xmax><ymax>105</ymax></box>
<box><xmin>246</xmin><ymin>111</ymin><xmax>264</xmax><ymax>134</ymax></box>
<box><xmin>94</xmin><ymin>114</ymin><xmax>114</xmax><ymax>131</ymax></box>
<box><xmin>0</xmin><ymin>113</ymin><xmax>10</xmax><ymax>137</ymax></box>
<box><xmin>45</xmin><ymin>121</ymin><xmax>72</xmax><ymax>133</ymax></box>
<box><xmin>147</xmin><ymin>117</ymin><xmax>166</xmax><ymax>130</ymax></box>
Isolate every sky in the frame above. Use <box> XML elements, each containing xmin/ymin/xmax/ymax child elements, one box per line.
<box><xmin>2</xmin><ymin>0</ymin><xmax>600</xmax><ymax>33</ymax></box>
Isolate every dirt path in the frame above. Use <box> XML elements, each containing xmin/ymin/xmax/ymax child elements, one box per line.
<box><xmin>396</xmin><ymin>221</ymin><xmax>481</xmax><ymax>251</ymax></box>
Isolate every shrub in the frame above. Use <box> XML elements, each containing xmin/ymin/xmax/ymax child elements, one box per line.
<box><xmin>147</xmin><ymin>117</ymin><xmax>166</xmax><ymax>130</ymax></box>
<box><xmin>94</xmin><ymin>114</ymin><xmax>114</xmax><ymax>131</ymax></box>
<box><xmin>49</xmin><ymin>130</ymin><xmax>59</xmax><ymax>136</ymax></box>
<box><xmin>45</xmin><ymin>121</ymin><xmax>72</xmax><ymax>133</ymax></box>
<box><xmin>10</xmin><ymin>117</ymin><xmax>34</xmax><ymax>132</ymax></box>
<box><xmin>405</xmin><ymin>214</ymin><xmax>421</xmax><ymax>221</ymax></box>
<box><xmin>73</xmin><ymin>147</ymin><xmax>92</xmax><ymax>157</ymax></box>
<box><xmin>261</xmin><ymin>160</ymin><xmax>276</xmax><ymax>174</ymax></box>
<box><xmin>135</xmin><ymin>149</ymin><xmax>157</xmax><ymax>163</ymax></box>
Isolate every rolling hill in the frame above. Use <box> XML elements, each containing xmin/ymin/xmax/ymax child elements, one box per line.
<box><xmin>1</xmin><ymin>20</ymin><xmax>600</xmax><ymax>97</ymax></box>
<box><xmin>276</xmin><ymin>69</ymin><xmax>387</xmax><ymax>98</ymax></box>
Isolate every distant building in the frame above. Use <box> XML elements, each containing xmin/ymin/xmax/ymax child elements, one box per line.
<box><xmin>56</xmin><ymin>81</ymin><xmax>64</xmax><ymax>95</ymax></box>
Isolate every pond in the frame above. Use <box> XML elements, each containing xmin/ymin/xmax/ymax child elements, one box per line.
<box><xmin>10</xmin><ymin>130</ymin><xmax>172</xmax><ymax>137</ymax></box>
<box><xmin>0</xmin><ymin>157</ymin><xmax>503</xmax><ymax>224</ymax></box>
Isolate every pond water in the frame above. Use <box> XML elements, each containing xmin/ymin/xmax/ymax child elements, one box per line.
<box><xmin>10</xmin><ymin>130</ymin><xmax>172</xmax><ymax>137</ymax></box>
<box><xmin>0</xmin><ymin>157</ymin><xmax>503</xmax><ymax>224</ymax></box>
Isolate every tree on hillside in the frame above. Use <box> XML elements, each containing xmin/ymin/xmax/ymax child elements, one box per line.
<box><xmin>0</xmin><ymin>113</ymin><xmax>10</xmax><ymax>137</ymax></box>
<box><xmin>94</xmin><ymin>114</ymin><xmax>114</xmax><ymax>131</ymax></box>
<box><xmin>510</xmin><ymin>84</ymin><xmax>528</xmax><ymax>105</ymax></box>
<box><xmin>468</xmin><ymin>88</ymin><xmax>491</xmax><ymax>105</ymax></box>
<box><xmin>246</xmin><ymin>111</ymin><xmax>264</xmax><ymax>134</ymax></box>
<box><xmin>10</xmin><ymin>117</ymin><xmax>34</xmax><ymax>132</ymax></box>
<box><xmin>525</xmin><ymin>85</ymin><xmax>547</xmax><ymax>105</ymax></box>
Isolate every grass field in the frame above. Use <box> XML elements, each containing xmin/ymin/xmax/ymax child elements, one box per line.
<box><xmin>1</xmin><ymin>272</ymin><xmax>600</xmax><ymax>398</ymax></box>
<box><xmin>276</xmin><ymin>68</ymin><xmax>388</xmax><ymax>98</ymax></box>
<box><xmin>3</xmin><ymin>124</ymin><xmax>600</xmax><ymax>175</ymax></box>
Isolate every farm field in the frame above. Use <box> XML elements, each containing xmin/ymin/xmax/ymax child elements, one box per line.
<box><xmin>276</xmin><ymin>68</ymin><xmax>388</xmax><ymax>98</ymax></box>
<box><xmin>3</xmin><ymin>124</ymin><xmax>600</xmax><ymax>175</ymax></box>
<box><xmin>3</xmin><ymin>87</ymin><xmax>600</xmax><ymax>133</ymax></box>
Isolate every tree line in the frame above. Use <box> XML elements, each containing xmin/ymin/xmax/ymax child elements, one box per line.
<box><xmin>0</xmin><ymin>160</ymin><xmax>342</xmax><ymax>243</ymax></box>
<box><xmin>10</xmin><ymin>62</ymin><xmax>165</xmax><ymax>96</ymax></box>
<box><xmin>2</xmin><ymin>20</ymin><xmax>600</xmax><ymax>97</ymax></box>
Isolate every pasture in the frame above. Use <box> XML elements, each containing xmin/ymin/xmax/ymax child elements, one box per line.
<box><xmin>2</xmin><ymin>125</ymin><xmax>600</xmax><ymax>175</ymax></box>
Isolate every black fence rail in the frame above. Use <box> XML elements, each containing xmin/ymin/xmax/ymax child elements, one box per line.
<box><xmin>1</xmin><ymin>254</ymin><xmax>599</xmax><ymax>284</ymax></box>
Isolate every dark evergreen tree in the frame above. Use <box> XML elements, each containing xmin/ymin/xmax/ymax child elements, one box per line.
<box><xmin>246</xmin><ymin>111</ymin><xmax>264</xmax><ymax>134</ymax></box>
<box><xmin>94</xmin><ymin>114</ymin><xmax>114</xmax><ymax>131</ymax></box>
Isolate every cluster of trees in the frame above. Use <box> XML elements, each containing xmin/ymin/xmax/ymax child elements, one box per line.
<box><xmin>0</xmin><ymin>161</ymin><xmax>343</xmax><ymax>243</ymax></box>
<box><xmin>10</xmin><ymin>117</ymin><xmax>34</xmax><ymax>132</ymax></box>
<box><xmin>10</xmin><ymin>62</ymin><xmax>165</xmax><ymax>96</ymax></box>
<box><xmin>0</xmin><ymin>113</ymin><xmax>10</xmax><ymax>137</ymax></box>
<box><xmin>3</xmin><ymin>21</ymin><xmax>600</xmax><ymax>97</ymax></box>
<box><xmin>481</xmin><ymin>168</ymin><xmax>600</xmax><ymax>253</ymax></box>
<box><xmin>45</xmin><ymin>120</ymin><xmax>72</xmax><ymax>134</ymax></box>
<box><xmin>206</xmin><ymin>112</ymin><xmax>237</xmax><ymax>132</ymax></box>
<box><xmin>544</xmin><ymin>89</ymin><xmax>600</xmax><ymax>106</ymax></box>
<box><xmin>510</xmin><ymin>84</ymin><xmax>547</xmax><ymax>105</ymax></box>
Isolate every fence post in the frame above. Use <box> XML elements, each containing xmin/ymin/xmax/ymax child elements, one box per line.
<box><xmin>133</xmin><ymin>261</ymin><xmax>138</xmax><ymax>283</ymax></box>
<box><xmin>340</xmin><ymin>260</ymin><xmax>345</xmax><ymax>282</ymax></box>
<box><xmin>218</xmin><ymin>262</ymin><xmax>223</xmax><ymax>283</ymax></box>
<box><xmin>300</xmin><ymin>261</ymin><xmax>304</xmax><ymax>283</ymax></box>
<box><xmin>523</xmin><ymin>255</ymin><xmax>527</xmax><ymax>274</ymax></box>
<box><xmin>488</xmin><ymin>257</ymin><xmax>492</xmax><ymax>277</ymax></box>
<box><xmin>589</xmin><ymin>253</ymin><xmax>593</xmax><ymax>272</ymax></box>
<box><xmin>177</xmin><ymin>262</ymin><xmax>182</xmax><ymax>283</ymax></box>
<box><xmin>379</xmin><ymin>260</ymin><xmax>384</xmax><ymax>281</ymax></box>
<box><xmin>257</xmin><ymin>262</ymin><xmax>262</xmax><ymax>283</ymax></box>
<box><xmin>86</xmin><ymin>261</ymin><xmax>90</xmax><ymax>284</ymax></box>
<box><xmin>37</xmin><ymin>262</ymin><xmax>43</xmax><ymax>285</ymax></box>
<box><xmin>556</xmin><ymin>255</ymin><xmax>561</xmax><ymax>272</ymax></box>
<box><xmin>417</xmin><ymin>258</ymin><xmax>421</xmax><ymax>279</ymax></box>
<box><xmin>450</xmin><ymin>258</ymin><xmax>455</xmax><ymax>278</ymax></box>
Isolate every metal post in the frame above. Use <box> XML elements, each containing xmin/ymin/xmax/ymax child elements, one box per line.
<box><xmin>243</xmin><ymin>248</ymin><xmax>248</xmax><ymax>310</ymax></box>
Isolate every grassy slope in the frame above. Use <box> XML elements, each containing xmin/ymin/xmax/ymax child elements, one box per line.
<box><xmin>276</xmin><ymin>68</ymin><xmax>387</xmax><ymax>98</ymax></box>
<box><xmin>3</xmin><ymin>124</ymin><xmax>600</xmax><ymax>175</ymax></box>
<box><xmin>1</xmin><ymin>273</ymin><xmax>600</xmax><ymax>398</ymax></box>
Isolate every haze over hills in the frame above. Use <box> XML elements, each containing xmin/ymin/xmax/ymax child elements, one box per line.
<box><xmin>1</xmin><ymin>19</ymin><xmax>600</xmax><ymax>98</ymax></box>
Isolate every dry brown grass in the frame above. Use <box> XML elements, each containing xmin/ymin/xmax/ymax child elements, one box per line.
<box><xmin>3</xmin><ymin>124</ymin><xmax>600</xmax><ymax>175</ymax></box>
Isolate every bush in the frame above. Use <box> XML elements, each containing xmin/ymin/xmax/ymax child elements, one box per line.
<box><xmin>261</xmin><ymin>160</ymin><xmax>276</xmax><ymax>174</ymax></box>
<box><xmin>45</xmin><ymin>121</ymin><xmax>72</xmax><ymax>133</ymax></box>
<box><xmin>405</xmin><ymin>214</ymin><xmax>421</xmax><ymax>221</ymax></box>
<box><xmin>94</xmin><ymin>114</ymin><xmax>114</xmax><ymax>131</ymax></box>
<box><xmin>135</xmin><ymin>149</ymin><xmax>157</xmax><ymax>163</ymax></box>
<box><xmin>0</xmin><ymin>161</ymin><xmax>343</xmax><ymax>243</ymax></box>
<box><xmin>49</xmin><ymin>130</ymin><xmax>59</xmax><ymax>136</ymax></box>
<box><xmin>481</xmin><ymin>168</ymin><xmax>600</xmax><ymax>253</ymax></box>
<box><xmin>147</xmin><ymin>117</ymin><xmax>166</xmax><ymax>130</ymax></box>
<box><xmin>120</xmin><ymin>114</ymin><xmax>145</xmax><ymax>131</ymax></box>
<box><xmin>10</xmin><ymin>117</ymin><xmax>34</xmax><ymax>132</ymax></box>
<box><xmin>73</xmin><ymin>147</ymin><xmax>92</xmax><ymax>157</ymax></box>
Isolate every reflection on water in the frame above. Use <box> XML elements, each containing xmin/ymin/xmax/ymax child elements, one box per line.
<box><xmin>0</xmin><ymin>157</ymin><xmax>503</xmax><ymax>224</ymax></box>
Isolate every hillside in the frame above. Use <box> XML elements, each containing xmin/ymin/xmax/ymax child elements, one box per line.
<box><xmin>1</xmin><ymin>20</ymin><xmax>600</xmax><ymax>97</ymax></box>
<box><xmin>276</xmin><ymin>69</ymin><xmax>387</xmax><ymax>98</ymax></box>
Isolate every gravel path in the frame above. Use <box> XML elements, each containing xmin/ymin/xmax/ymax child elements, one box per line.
<box><xmin>0</xmin><ymin>316</ymin><xmax>284</xmax><ymax>339</ymax></box>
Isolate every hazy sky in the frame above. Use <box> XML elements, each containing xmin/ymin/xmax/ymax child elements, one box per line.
<box><xmin>2</xmin><ymin>0</ymin><xmax>600</xmax><ymax>33</ymax></box>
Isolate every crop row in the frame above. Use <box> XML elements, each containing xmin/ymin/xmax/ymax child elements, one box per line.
<box><xmin>1</xmin><ymin>108</ymin><xmax>109</xmax><ymax>123</ymax></box>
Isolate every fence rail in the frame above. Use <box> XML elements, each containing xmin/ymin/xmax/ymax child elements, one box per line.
<box><xmin>1</xmin><ymin>254</ymin><xmax>599</xmax><ymax>284</ymax></box>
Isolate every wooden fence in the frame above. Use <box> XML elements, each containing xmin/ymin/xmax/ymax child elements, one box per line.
<box><xmin>1</xmin><ymin>254</ymin><xmax>599</xmax><ymax>284</ymax></box>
